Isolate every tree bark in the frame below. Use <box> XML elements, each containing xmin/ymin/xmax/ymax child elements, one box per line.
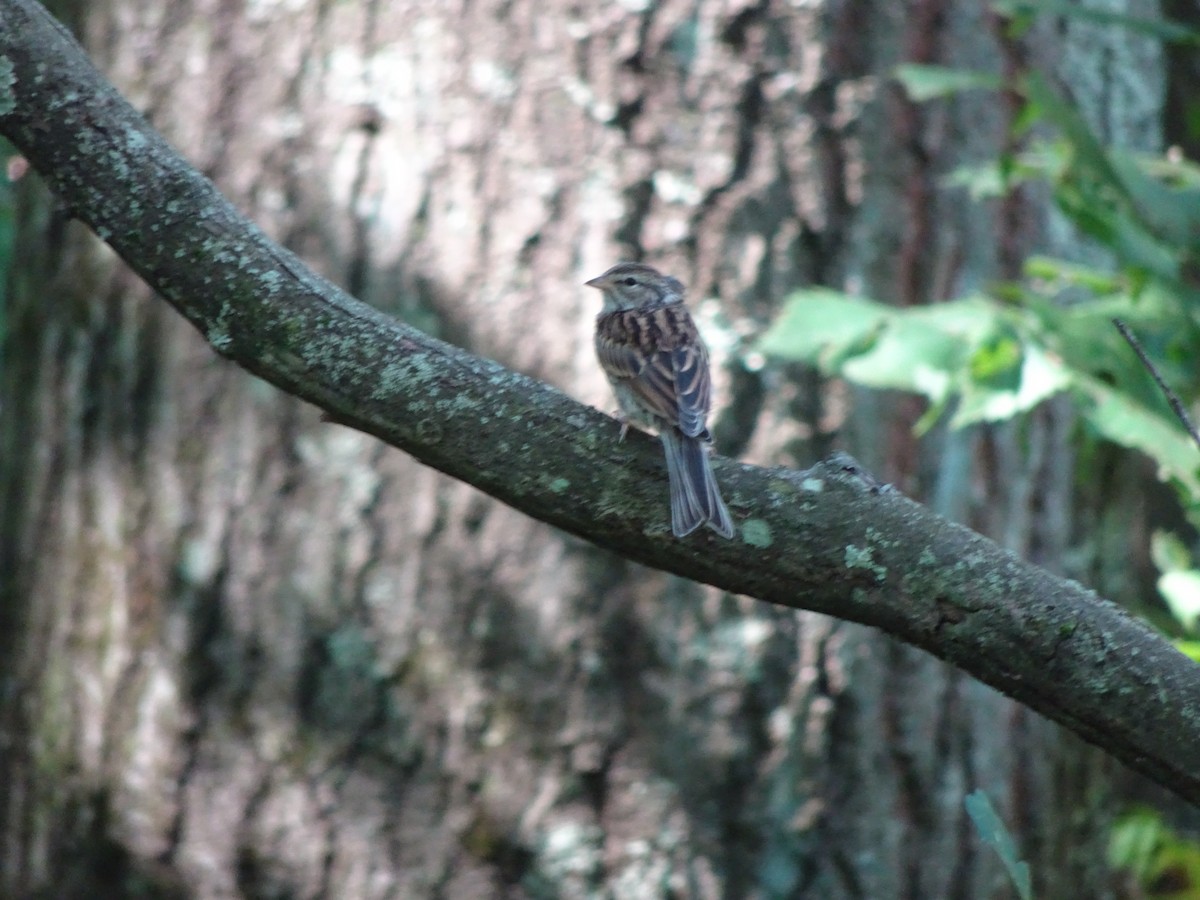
<box><xmin>0</xmin><ymin>0</ymin><xmax>1181</xmax><ymax>897</ymax></box>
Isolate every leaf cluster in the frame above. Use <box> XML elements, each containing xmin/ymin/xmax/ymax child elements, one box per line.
<box><xmin>761</xmin><ymin>69</ymin><xmax>1200</xmax><ymax>518</ymax></box>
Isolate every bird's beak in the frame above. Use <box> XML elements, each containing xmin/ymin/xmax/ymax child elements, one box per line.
<box><xmin>584</xmin><ymin>275</ymin><xmax>605</xmax><ymax>289</ymax></box>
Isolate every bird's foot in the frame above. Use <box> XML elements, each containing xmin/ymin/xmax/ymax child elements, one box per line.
<box><xmin>612</xmin><ymin>411</ymin><xmax>631</xmax><ymax>442</ymax></box>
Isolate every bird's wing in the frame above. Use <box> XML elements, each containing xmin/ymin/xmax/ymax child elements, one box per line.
<box><xmin>670</xmin><ymin>339</ymin><xmax>710</xmax><ymax>439</ymax></box>
<box><xmin>595</xmin><ymin>305</ymin><xmax>711</xmax><ymax>437</ymax></box>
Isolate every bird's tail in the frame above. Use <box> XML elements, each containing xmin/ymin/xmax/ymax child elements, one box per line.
<box><xmin>660</xmin><ymin>429</ymin><xmax>735</xmax><ymax>539</ymax></box>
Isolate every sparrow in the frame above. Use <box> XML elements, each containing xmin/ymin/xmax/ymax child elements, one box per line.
<box><xmin>585</xmin><ymin>262</ymin><xmax>735</xmax><ymax>539</ymax></box>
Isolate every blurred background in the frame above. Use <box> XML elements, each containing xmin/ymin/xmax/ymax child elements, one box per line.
<box><xmin>3</xmin><ymin>0</ymin><xmax>1199</xmax><ymax>897</ymax></box>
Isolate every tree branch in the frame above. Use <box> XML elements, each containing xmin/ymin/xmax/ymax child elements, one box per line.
<box><xmin>2</xmin><ymin>0</ymin><xmax>1199</xmax><ymax>803</ymax></box>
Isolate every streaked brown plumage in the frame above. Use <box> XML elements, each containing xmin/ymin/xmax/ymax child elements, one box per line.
<box><xmin>586</xmin><ymin>262</ymin><xmax>735</xmax><ymax>539</ymax></box>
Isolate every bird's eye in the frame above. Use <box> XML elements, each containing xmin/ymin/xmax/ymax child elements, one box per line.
<box><xmin>623</xmin><ymin>277</ymin><xmax>637</xmax><ymax>286</ymax></box>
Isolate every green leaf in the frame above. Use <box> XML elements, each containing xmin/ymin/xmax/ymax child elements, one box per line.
<box><xmin>1158</xmin><ymin>570</ymin><xmax>1200</xmax><ymax>632</ymax></box>
<box><xmin>761</xmin><ymin>293</ymin><xmax>1007</xmax><ymax>405</ymax></box>
<box><xmin>1018</xmin><ymin>81</ymin><xmax>1190</xmax><ymax>280</ymax></box>
<box><xmin>1022</xmin><ymin>256</ymin><xmax>1122</xmax><ymax>294</ymax></box>
<box><xmin>952</xmin><ymin>344</ymin><xmax>1071</xmax><ymax>428</ymax></box>
<box><xmin>1109</xmin><ymin>211</ymin><xmax>1180</xmax><ymax>281</ymax></box>
<box><xmin>992</xmin><ymin>1</ymin><xmax>1200</xmax><ymax>45</ymax></box>
<box><xmin>1077</xmin><ymin>375</ymin><xmax>1200</xmax><ymax>498</ymax></box>
<box><xmin>1175</xmin><ymin>641</ymin><xmax>1200</xmax><ymax>662</ymax></box>
<box><xmin>756</xmin><ymin>290</ymin><xmax>888</xmax><ymax>366</ymax></box>
<box><xmin>894</xmin><ymin>64</ymin><xmax>1003</xmax><ymax>101</ymax></box>
<box><xmin>1022</xmin><ymin>297</ymin><xmax>1180</xmax><ymax>411</ymax></box>
<box><xmin>1108</xmin><ymin>151</ymin><xmax>1200</xmax><ymax>249</ymax></box>
<box><xmin>1012</xmin><ymin>96</ymin><xmax>1042</xmax><ymax>136</ymax></box>
<box><xmin>965</xmin><ymin>790</ymin><xmax>1033</xmax><ymax>900</ymax></box>
<box><xmin>1022</xmin><ymin>74</ymin><xmax>1129</xmax><ymax>201</ymax></box>
<box><xmin>1109</xmin><ymin>809</ymin><xmax>1167</xmax><ymax>880</ymax></box>
<box><xmin>969</xmin><ymin>334</ymin><xmax>1022</xmax><ymax>383</ymax></box>
<box><xmin>945</xmin><ymin>160</ymin><xmax>1018</xmax><ymax>200</ymax></box>
<box><xmin>759</xmin><ymin>292</ymin><xmax>1075</xmax><ymax>428</ymax></box>
<box><xmin>1110</xmin><ymin>806</ymin><xmax>1200</xmax><ymax>895</ymax></box>
<box><xmin>839</xmin><ymin>312</ymin><xmax>965</xmax><ymax>400</ymax></box>
<box><xmin>1152</xmin><ymin>530</ymin><xmax>1194</xmax><ymax>575</ymax></box>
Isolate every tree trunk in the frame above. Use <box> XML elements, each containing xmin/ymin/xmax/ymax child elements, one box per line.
<box><xmin>0</xmin><ymin>0</ymin><xmax>1164</xmax><ymax>897</ymax></box>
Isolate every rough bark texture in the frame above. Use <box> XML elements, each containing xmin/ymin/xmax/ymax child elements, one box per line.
<box><xmin>0</xmin><ymin>0</ymin><xmax>1177</xmax><ymax>898</ymax></box>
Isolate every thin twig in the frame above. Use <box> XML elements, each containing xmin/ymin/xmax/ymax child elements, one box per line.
<box><xmin>1113</xmin><ymin>318</ymin><xmax>1200</xmax><ymax>453</ymax></box>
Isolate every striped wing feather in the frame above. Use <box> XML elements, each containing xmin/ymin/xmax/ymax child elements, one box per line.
<box><xmin>595</xmin><ymin>304</ymin><xmax>711</xmax><ymax>438</ymax></box>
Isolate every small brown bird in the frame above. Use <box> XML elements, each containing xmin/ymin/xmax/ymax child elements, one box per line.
<box><xmin>586</xmin><ymin>262</ymin><xmax>735</xmax><ymax>539</ymax></box>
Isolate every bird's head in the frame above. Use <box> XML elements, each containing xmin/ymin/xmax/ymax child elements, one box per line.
<box><xmin>585</xmin><ymin>262</ymin><xmax>685</xmax><ymax>311</ymax></box>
